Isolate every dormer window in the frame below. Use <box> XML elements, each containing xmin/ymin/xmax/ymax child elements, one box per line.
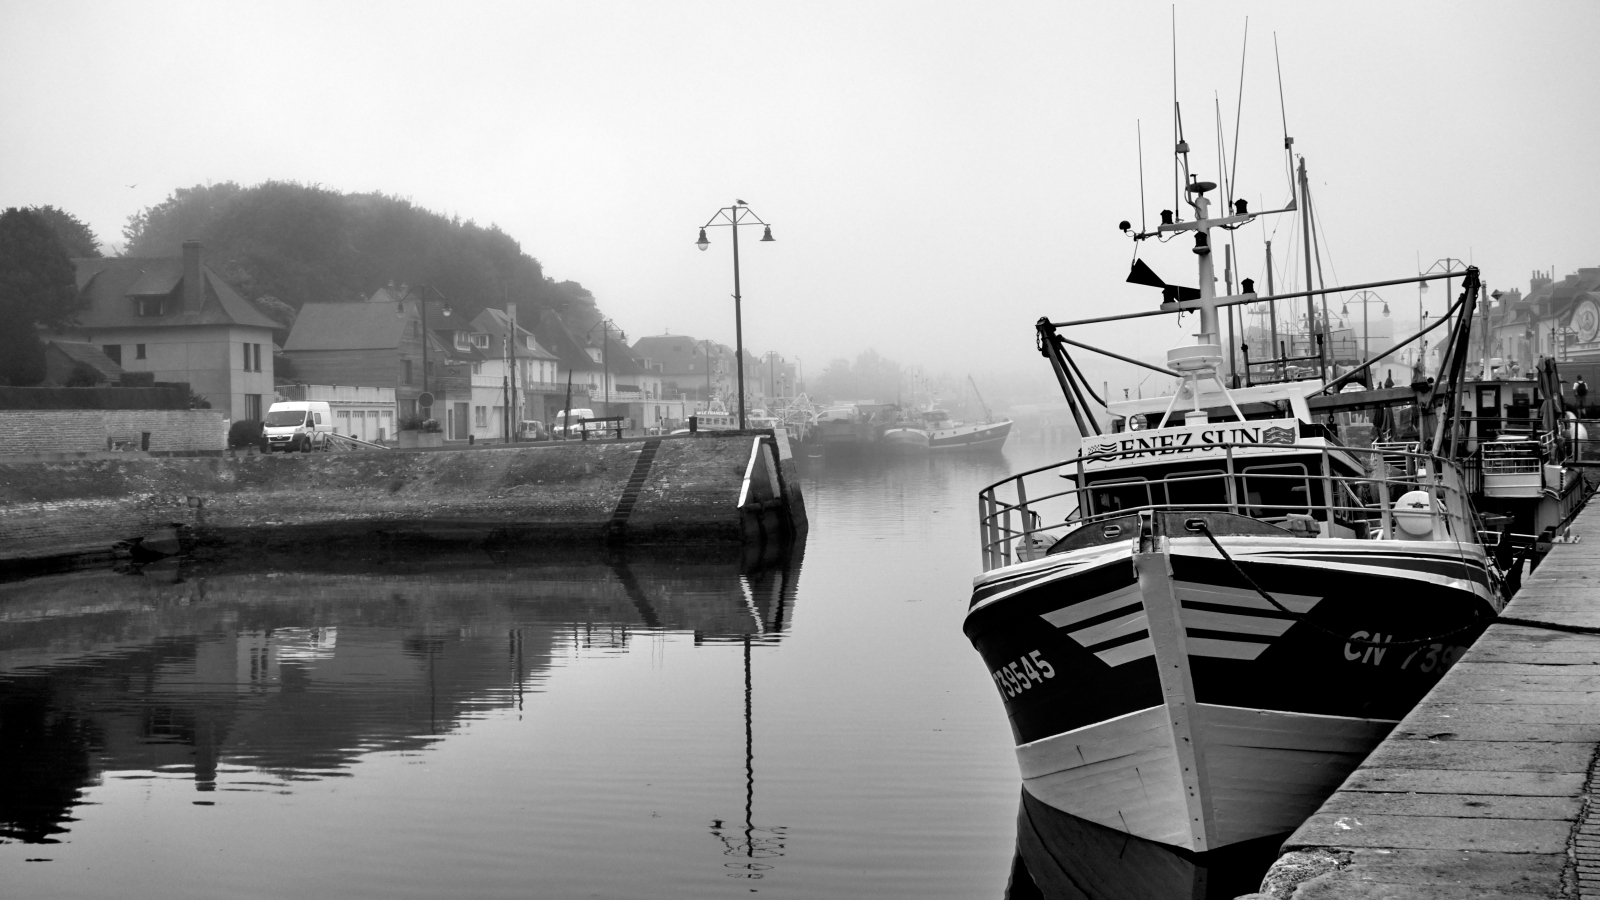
<box><xmin>136</xmin><ymin>297</ymin><xmax>163</xmax><ymax>317</ymax></box>
<box><xmin>454</xmin><ymin>331</ymin><xmax>470</xmax><ymax>350</ymax></box>
<box><xmin>587</xmin><ymin>347</ymin><xmax>602</xmax><ymax>363</ymax></box>
<box><xmin>525</xmin><ymin>336</ymin><xmax>535</xmax><ymax>351</ymax></box>
<box><xmin>472</xmin><ymin>333</ymin><xmax>489</xmax><ymax>348</ymax></box>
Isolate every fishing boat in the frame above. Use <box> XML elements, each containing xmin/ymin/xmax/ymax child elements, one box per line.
<box><xmin>963</xmin><ymin>142</ymin><xmax>1530</xmax><ymax>851</ymax></box>
<box><xmin>928</xmin><ymin>378</ymin><xmax>1013</xmax><ymax>451</ymax></box>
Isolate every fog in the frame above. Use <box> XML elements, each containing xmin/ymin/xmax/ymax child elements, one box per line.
<box><xmin>3</xmin><ymin>1</ymin><xmax>1595</xmax><ymax>407</ymax></box>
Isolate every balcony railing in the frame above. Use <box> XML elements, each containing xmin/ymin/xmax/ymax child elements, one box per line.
<box><xmin>468</xmin><ymin>374</ymin><xmax>588</xmax><ymax>395</ymax></box>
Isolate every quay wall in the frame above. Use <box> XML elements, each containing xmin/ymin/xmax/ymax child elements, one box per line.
<box><xmin>1244</xmin><ymin>500</ymin><xmax>1600</xmax><ymax>899</ymax></box>
<box><xmin>0</xmin><ymin>433</ymin><xmax>803</xmax><ymax>569</ymax></box>
<box><xmin>0</xmin><ymin>408</ymin><xmax>227</xmax><ymax>454</ymax></box>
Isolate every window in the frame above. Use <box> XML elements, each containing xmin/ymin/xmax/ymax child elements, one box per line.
<box><xmin>404</xmin><ymin>359</ymin><xmax>413</xmax><ymax>384</ymax></box>
<box><xmin>245</xmin><ymin>394</ymin><xmax>262</xmax><ymax>421</ymax></box>
<box><xmin>1241</xmin><ymin>463</ymin><xmax>1312</xmax><ymax>518</ymax></box>
<box><xmin>253</xmin><ymin>343</ymin><xmax>262</xmax><ymax>372</ymax></box>
<box><xmin>242</xmin><ymin>343</ymin><xmax>250</xmax><ymax>370</ymax></box>
<box><xmin>1089</xmin><ymin>477</ymin><xmax>1150</xmax><ymax>514</ymax></box>
<box><xmin>313</xmin><ymin>412</ymin><xmax>322</xmax><ymax>424</ymax></box>
<box><xmin>526</xmin><ymin>336</ymin><xmax>536</xmax><ymax>350</ymax></box>
<box><xmin>103</xmin><ymin>344</ymin><xmax>122</xmax><ymax>364</ymax></box>
<box><xmin>472</xmin><ymin>333</ymin><xmax>489</xmax><ymax>348</ymax></box>
<box><xmin>1164</xmin><ymin>469</ymin><xmax>1227</xmax><ymax>509</ymax></box>
<box><xmin>475</xmin><ymin>406</ymin><xmax>487</xmax><ymax>427</ymax></box>
<box><xmin>455</xmin><ymin>332</ymin><xmax>470</xmax><ymax>350</ymax></box>
<box><xmin>472</xmin><ymin>362</ymin><xmax>482</xmax><ymax>375</ymax></box>
<box><xmin>135</xmin><ymin>344</ymin><xmax>146</xmax><ymax>360</ymax></box>
<box><xmin>137</xmin><ymin>297</ymin><xmax>162</xmax><ymax>316</ymax></box>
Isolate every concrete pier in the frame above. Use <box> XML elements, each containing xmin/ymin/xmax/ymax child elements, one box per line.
<box><xmin>0</xmin><ymin>431</ymin><xmax>806</xmax><ymax>574</ymax></box>
<box><xmin>1247</xmin><ymin>500</ymin><xmax>1600</xmax><ymax>899</ymax></box>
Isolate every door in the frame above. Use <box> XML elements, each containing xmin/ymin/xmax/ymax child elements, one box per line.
<box><xmin>454</xmin><ymin>402</ymin><xmax>469</xmax><ymax>440</ymax></box>
<box><xmin>1476</xmin><ymin>386</ymin><xmax>1501</xmax><ymax>443</ymax></box>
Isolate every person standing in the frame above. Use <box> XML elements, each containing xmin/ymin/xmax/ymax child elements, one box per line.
<box><xmin>1576</xmin><ymin>375</ymin><xmax>1588</xmax><ymax>416</ymax></box>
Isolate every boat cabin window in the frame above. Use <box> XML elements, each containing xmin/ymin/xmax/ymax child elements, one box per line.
<box><xmin>1241</xmin><ymin>463</ymin><xmax>1312</xmax><ymax>519</ymax></box>
<box><xmin>1089</xmin><ymin>477</ymin><xmax>1151</xmax><ymax>513</ymax></box>
<box><xmin>1164</xmin><ymin>469</ymin><xmax>1228</xmax><ymax>508</ymax></box>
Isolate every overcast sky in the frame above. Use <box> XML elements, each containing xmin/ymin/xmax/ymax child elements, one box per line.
<box><xmin>3</xmin><ymin>1</ymin><xmax>1596</xmax><ymax>398</ymax></box>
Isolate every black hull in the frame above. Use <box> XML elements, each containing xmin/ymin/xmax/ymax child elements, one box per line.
<box><xmin>966</xmin><ymin>532</ymin><xmax>1496</xmax><ymax>850</ymax></box>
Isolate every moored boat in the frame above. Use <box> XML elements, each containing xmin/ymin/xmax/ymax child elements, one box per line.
<box><xmin>963</xmin><ymin>122</ymin><xmax>1527</xmax><ymax>852</ymax></box>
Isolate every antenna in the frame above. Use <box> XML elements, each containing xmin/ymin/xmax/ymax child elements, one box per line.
<box><xmin>1273</xmin><ymin>33</ymin><xmax>1294</xmax><ymax>198</ymax></box>
<box><xmin>1172</xmin><ymin>5</ymin><xmax>1180</xmax><ymax>217</ymax></box>
<box><xmin>1230</xmin><ymin>18</ymin><xmax>1249</xmax><ymax>201</ymax></box>
<box><xmin>1137</xmin><ymin>120</ymin><xmax>1148</xmax><ymax>234</ymax></box>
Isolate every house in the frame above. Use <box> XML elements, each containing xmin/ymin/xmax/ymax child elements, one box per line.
<box><xmin>43</xmin><ymin>342</ymin><xmax>124</xmax><ymax>386</ymax></box>
<box><xmin>467</xmin><ymin>307</ymin><xmax>566</xmax><ymax>441</ymax></box>
<box><xmin>630</xmin><ymin>334</ymin><xmax>737</xmax><ymax>403</ymax></box>
<box><xmin>54</xmin><ymin>241</ymin><xmax>279</xmax><ymax>421</ymax></box>
<box><xmin>280</xmin><ymin>285</ymin><xmax>478</xmax><ymax>440</ymax></box>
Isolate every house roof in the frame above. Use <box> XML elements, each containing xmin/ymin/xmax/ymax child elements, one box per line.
<box><xmin>48</xmin><ymin>341</ymin><xmax>124</xmax><ymax>381</ymax></box>
<box><xmin>470</xmin><ymin>309</ymin><xmax>560</xmax><ymax>361</ymax></box>
<box><xmin>631</xmin><ymin>334</ymin><xmax>732</xmax><ymax>376</ymax></box>
<box><xmin>72</xmin><ymin>257</ymin><xmax>279</xmax><ymax>330</ymax></box>
<box><xmin>531</xmin><ymin>310</ymin><xmax>605</xmax><ymax>372</ymax></box>
<box><xmin>283</xmin><ymin>301</ymin><xmax>407</xmax><ymax>351</ymax></box>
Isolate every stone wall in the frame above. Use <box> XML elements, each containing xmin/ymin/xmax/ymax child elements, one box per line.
<box><xmin>0</xmin><ymin>409</ymin><xmax>227</xmax><ymax>455</ymax></box>
<box><xmin>0</xmin><ymin>433</ymin><xmax>800</xmax><ymax>569</ymax></box>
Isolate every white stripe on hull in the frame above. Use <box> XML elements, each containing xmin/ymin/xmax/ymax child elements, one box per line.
<box><xmin>1017</xmin><ymin>706</ymin><xmax>1194</xmax><ymax>849</ymax></box>
<box><xmin>1016</xmin><ymin>703</ymin><xmax>1396</xmax><ymax>851</ymax></box>
<box><xmin>1193</xmin><ymin>704</ymin><xmax>1395</xmax><ymax>846</ymax></box>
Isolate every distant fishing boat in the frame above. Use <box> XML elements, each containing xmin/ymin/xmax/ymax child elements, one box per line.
<box><xmin>928</xmin><ymin>378</ymin><xmax>1012</xmax><ymax>451</ymax></box>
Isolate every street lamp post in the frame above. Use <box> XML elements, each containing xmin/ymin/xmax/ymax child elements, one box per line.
<box><xmin>697</xmin><ymin>201</ymin><xmax>775</xmax><ymax>429</ymax></box>
<box><xmin>1341</xmin><ymin>291</ymin><xmax>1390</xmax><ymax>376</ymax></box>
<box><xmin>588</xmin><ymin>318</ymin><xmax>617</xmax><ymax>420</ymax></box>
<box><xmin>416</xmin><ymin>285</ymin><xmax>453</xmax><ymax>419</ymax></box>
<box><xmin>1416</xmin><ymin>258</ymin><xmax>1467</xmax><ymax>379</ymax></box>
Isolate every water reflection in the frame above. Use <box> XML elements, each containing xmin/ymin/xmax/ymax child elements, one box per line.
<box><xmin>708</xmin><ymin>637</ymin><xmax>788</xmax><ymax>882</ymax></box>
<box><xmin>0</xmin><ymin>543</ymin><xmax>802</xmax><ymax>846</ymax></box>
<box><xmin>1004</xmin><ymin>790</ymin><xmax>1283</xmax><ymax>900</ymax></box>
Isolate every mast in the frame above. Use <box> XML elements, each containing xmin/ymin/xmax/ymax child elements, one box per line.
<box><xmin>1265</xmin><ymin>240</ymin><xmax>1281</xmax><ymax>378</ymax></box>
<box><xmin>1297</xmin><ymin>157</ymin><xmax>1322</xmax><ymax>380</ymax></box>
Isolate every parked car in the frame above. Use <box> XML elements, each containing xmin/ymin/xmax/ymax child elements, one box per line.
<box><xmin>517</xmin><ymin>420</ymin><xmax>548</xmax><ymax>441</ymax></box>
<box><xmin>263</xmin><ymin>401</ymin><xmax>334</xmax><ymax>452</ymax></box>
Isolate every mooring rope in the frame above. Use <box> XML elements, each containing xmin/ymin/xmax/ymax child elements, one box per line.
<box><xmin>1191</xmin><ymin>522</ymin><xmax>1600</xmax><ymax>647</ymax></box>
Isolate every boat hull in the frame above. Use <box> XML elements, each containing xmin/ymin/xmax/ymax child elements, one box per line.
<box><xmin>965</xmin><ymin>525</ymin><xmax>1495</xmax><ymax>851</ymax></box>
<box><xmin>930</xmin><ymin>418</ymin><xmax>1011</xmax><ymax>450</ymax></box>
<box><xmin>881</xmin><ymin>427</ymin><xmax>930</xmax><ymax>453</ymax></box>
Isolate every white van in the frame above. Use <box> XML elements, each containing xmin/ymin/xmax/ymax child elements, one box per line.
<box><xmin>552</xmin><ymin>408</ymin><xmax>596</xmax><ymax>438</ymax></box>
<box><xmin>264</xmin><ymin>401</ymin><xmax>334</xmax><ymax>452</ymax></box>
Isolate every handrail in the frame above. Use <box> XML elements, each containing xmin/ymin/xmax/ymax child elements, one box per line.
<box><xmin>977</xmin><ymin>441</ymin><xmax>1478</xmax><ymax>571</ymax></box>
<box><xmin>327</xmin><ymin>432</ymin><xmax>391</xmax><ymax>451</ymax></box>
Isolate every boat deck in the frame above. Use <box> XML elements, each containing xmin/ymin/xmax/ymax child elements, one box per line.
<box><xmin>1252</xmin><ymin>498</ymin><xmax>1600</xmax><ymax>898</ymax></box>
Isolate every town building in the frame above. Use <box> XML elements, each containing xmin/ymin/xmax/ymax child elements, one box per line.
<box><xmin>630</xmin><ymin>334</ymin><xmax>737</xmax><ymax>403</ymax></box>
<box><xmin>467</xmin><ymin>307</ymin><xmax>566</xmax><ymax>440</ymax></box>
<box><xmin>56</xmin><ymin>241</ymin><xmax>279</xmax><ymax>421</ymax></box>
<box><xmin>280</xmin><ymin>285</ymin><xmax>478</xmax><ymax>440</ymax></box>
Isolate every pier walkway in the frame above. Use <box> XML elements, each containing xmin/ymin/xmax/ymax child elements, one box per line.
<box><xmin>1252</xmin><ymin>500</ymin><xmax>1600</xmax><ymax>899</ymax></box>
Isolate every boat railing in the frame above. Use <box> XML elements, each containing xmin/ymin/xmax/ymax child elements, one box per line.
<box><xmin>977</xmin><ymin>441</ymin><xmax>1475</xmax><ymax>572</ymax></box>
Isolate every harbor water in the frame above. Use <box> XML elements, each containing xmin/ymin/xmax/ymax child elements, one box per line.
<box><xmin>0</xmin><ymin>433</ymin><xmax>1276</xmax><ymax>899</ymax></box>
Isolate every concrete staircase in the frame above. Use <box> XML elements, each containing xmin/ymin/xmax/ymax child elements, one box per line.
<box><xmin>609</xmin><ymin>439</ymin><xmax>663</xmax><ymax>534</ymax></box>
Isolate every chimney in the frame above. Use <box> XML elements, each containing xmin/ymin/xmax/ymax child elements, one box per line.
<box><xmin>182</xmin><ymin>240</ymin><xmax>203</xmax><ymax>314</ymax></box>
